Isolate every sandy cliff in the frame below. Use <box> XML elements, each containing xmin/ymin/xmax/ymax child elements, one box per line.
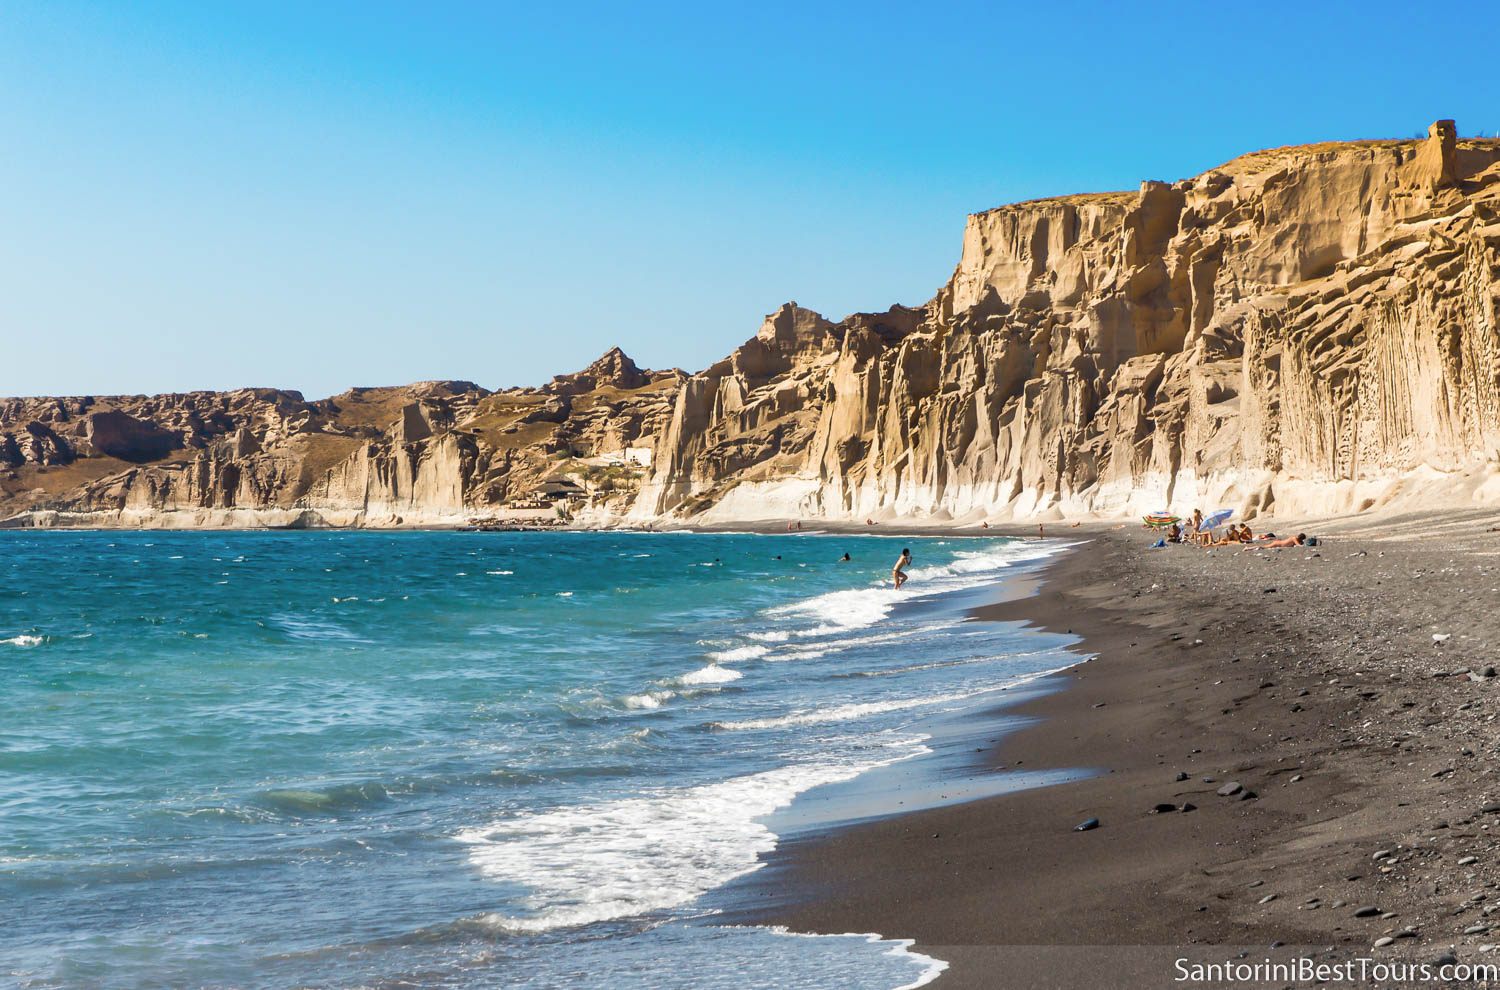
<box><xmin>0</xmin><ymin>356</ymin><xmax>680</xmax><ymax>528</ymax></box>
<box><xmin>630</xmin><ymin>121</ymin><xmax>1500</xmax><ymax>524</ymax></box>
<box><xmin>7</xmin><ymin>122</ymin><xmax>1500</xmax><ymax>528</ymax></box>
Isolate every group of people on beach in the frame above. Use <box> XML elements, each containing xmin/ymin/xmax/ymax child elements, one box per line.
<box><xmin>1153</xmin><ymin>508</ymin><xmax>1310</xmax><ymax>551</ymax></box>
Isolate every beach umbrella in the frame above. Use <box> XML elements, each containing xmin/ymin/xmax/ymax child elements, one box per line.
<box><xmin>1143</xmin><ymin>512</ymin><xmax>1179</xmax><ymax>528</ymax></box>
<box><xmin>1199</xmin><ymin>508</ymin><xmax>1233</xmax><ymax>531</ymax></box>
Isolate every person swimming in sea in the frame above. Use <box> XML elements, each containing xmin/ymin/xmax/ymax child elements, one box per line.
<box><xmin>838</xmin><ymin>552</ymin><xmax>851</xmax><ymax>562</ymax></box>
<box><xmin>893</xmin><ymin>548</ymin><xmax>911</xmax><ymax>589</ymax></box>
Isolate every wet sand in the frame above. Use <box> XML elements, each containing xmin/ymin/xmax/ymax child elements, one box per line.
<box><xmin>739</xmin><ymin>510</ymin><xmax>1500</xmax><ymax>987</ymax></box>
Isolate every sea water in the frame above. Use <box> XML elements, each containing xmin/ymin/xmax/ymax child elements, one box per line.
<box><xmin>0</xmin><ymin>531</ymin><xmax>1072</xmax><ymax>989</ymax></box>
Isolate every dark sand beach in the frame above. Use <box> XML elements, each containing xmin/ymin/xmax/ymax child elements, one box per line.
<box><xmin>738</xmin><ymin>511</ymin><xmax>1500</xmax><ymax>988</ymax></box>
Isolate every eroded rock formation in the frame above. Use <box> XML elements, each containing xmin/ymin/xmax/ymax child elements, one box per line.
<box><xmin>0</xmin><ymin>369</ymin><xmax>679</xmax><ymax>527</ymax></box>
<box><xmin>7</xmin><ymin>122</ymin><xmax>1500</xmax><ymax>528</ymax></box>
<box><xmin>630</xmin><ymin>121</ymin><xmax>1500</xmax><ymax>523</ymax></box>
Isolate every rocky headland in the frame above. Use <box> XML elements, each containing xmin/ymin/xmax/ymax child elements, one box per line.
<box><xmin>7</xmin><ymin>121</ymin><xmax>1500</xmax><ymax>529</ymax></box>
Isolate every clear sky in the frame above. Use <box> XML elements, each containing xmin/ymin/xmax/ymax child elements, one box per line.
<box><xmin>3</xmin><ymin>1</ymin><xmax>1496</xmax><ymax>399</ymax></box>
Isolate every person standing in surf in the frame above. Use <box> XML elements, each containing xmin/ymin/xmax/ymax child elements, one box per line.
<box><xmin>893</xmin><ymin>548</ymin><xmax>911</xmax><ymax>589</ymax></box>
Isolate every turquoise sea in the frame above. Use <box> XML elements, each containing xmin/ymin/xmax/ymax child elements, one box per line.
<box><xmin>1</xmin><ymin>530</ymin><xmax>1073</xmax><ymax>989</ymax></box>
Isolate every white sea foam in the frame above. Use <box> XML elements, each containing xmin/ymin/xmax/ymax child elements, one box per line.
<box><xmin>763</xmin><ymin>930</ymin><xmax>948</xmax><ymax>990</ymax></box>
<box><xmin>712</xmin><ymin>691</ymin><xmax>984</xmax><ymax>731</ymax></box>
<box><xmin>761</xmin><ymin>542</ymin><xmax>1061</xmax><ymax>640</ymax></box>
<box><xmin>713</xmin><ymin>666</ymin><xmax>1073</xmax><ymax>731</ymax></box>
<box><xmin>746</xmin><ymin>629</ymin><xmax>789</xmax><ymax>642</ymax></box>
<box><xmin>761</xmin><ymin>622</ymin><xmax>957</xmax><ymax>662</ymax></box>
<box><xmin>556</xmin><ymin>592</ymin><xmax>574</xmax><ymax>598</ymax></box>
<box><xmin>455</xmin><ymin>739</ymin><xmax>927</xmax><ymax>932</ymax></box>
<box><xmin>676</xmin><ymin>664</ymin><xmax>743</xmax><ymax>686</ymax></box>
<box><xmin>2</xmin><ymin>634</ymin><xmax>43</xmax><ymax>648</ymax></box>
<box><xmin>705</xmin><ymin>644</ymin><xmax>769</xmax><ymax>663</ymax></box>
<box><xmin>853</xmin><ymin>654</ymin><xmax>1003</xmax><ymax>676</ymax></box>
<box><xmin>622</xmin><ymin>690</ymin><xmax>677</xmax><ymax>709</ymax></box>
<box><xmin>486</xmin><ymin>570</ymin><xmax>514</xmax><ymax>575</ymax></box>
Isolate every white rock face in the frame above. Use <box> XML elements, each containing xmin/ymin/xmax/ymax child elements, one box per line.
<box><xmin>630</xmin><ymin>123</ymin><xmax>1500</xmax><ymax>523</ymax></box>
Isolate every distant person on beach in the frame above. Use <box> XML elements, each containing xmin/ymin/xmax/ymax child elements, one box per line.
<box><xmin>1244</xmin><ymin>533</ymin><xmax>1306</xmax><ymax>551</ymax></box>
<box><xmin>838</xmin><ymin>553</ymin><xmax>851</xmax><ymax>562</ymax></box>
<box><xmin>893</xmin><ymin>548</ymin><xmax>911</xmax><ymax>589</ymax></box>
<box><xmin>1037</xmin><ymin>523</ymin><xmax>1044</xmax><ymax>539</ymax></box>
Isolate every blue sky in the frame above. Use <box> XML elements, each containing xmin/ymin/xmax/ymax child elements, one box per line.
<box><xmin>2</xmin><ymin>1</ymin><xmax>1496</xmax><ymax>399</ymax></box>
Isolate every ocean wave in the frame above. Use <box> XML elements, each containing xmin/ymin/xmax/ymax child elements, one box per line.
<box><xmin>454</xmin><ymin>741</ymin><xmax>926</xmax><ymax>932</ymax></box>
<box><xmin>268</xmin><ymin>614</ymin><xmax>368</xmax><ymax>643</ymax></box>
<box><xmin>847</xmin><ymin>654</ymin><xmax>1005</xmax><ymax>677</ymax></box>
<box><xmin>675</xmin><ymin>664</ymin><xmax>743</xmax><ymax>686</ymax></box>
<box><xmin>760</xmin><ymin>622</ymin><xmax>957</xmax><ymax>662</ymax></box>
<box><xmin>2</xmin><ymin>634</ymin><xmax>44</xmax><ymax>648</ymax></box>
<box><xmin>762</xmin><ymin>930</ymin><xmax>948</xmax><ymax>990</ymax></box>
<box><xmin>761</xmin><ymin>541</ymin><xmax>1061</xmax><ymax>640</ymax></box>
<box><xmin>256</xmin><ymin>781</ymin><xmax>392</xmax><ymax>817</ymax></box>
<box><xmin>705</xmin><ymin>644</ymin><xmax>768</xmax><ymax>663</ymax></box>
<box><xmin>765</xmin><ymin>587</ymin><xmax>892</xmax><ymax>636</ymax></box>
<box><xmin>710</xmin><ymin>690</ymin><xmax>987</xmax><ymax>731</ymax></box>
<box><xmin>711</xmin><ymin>666</ymin><xmax>1071</xmax><ymax>730</ymax></box>
<box><xmin>622</xmin><ymin>690</ymin><xmax>676</xmax><ymax>709</ymax></box>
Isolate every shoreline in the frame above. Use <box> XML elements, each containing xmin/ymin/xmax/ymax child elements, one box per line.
<box><xmin>735</xmin><ymin>516</ymin><xmax>1500</xmax><ymax>987</ymax></box>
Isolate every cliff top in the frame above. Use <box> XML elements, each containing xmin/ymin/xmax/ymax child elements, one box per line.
<box><xmin>969</xmin><ymin>131</ymin><xmax>1500</xmax><ymax>220</ymax></box>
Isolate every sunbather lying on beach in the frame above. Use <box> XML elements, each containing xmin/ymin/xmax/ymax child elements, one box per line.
<box><xmin>1209</xmin><ymin>526</ymin><xmax>1242</xmax><ymax>547</ymax></box>
<box><xmin>1242</xmin><ymin>532</ymin><xmax>1306</xmax><ymax>550</ymax></box>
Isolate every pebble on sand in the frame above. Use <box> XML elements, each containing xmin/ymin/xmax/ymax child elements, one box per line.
<box><xmin>1073</xmin><ymin>818</ymin><xmax>1099</xmax><ymax>832</ymax></box>
<box><xmin>1217</xmin><ymin>782</ymin><xmax>1243</xmax><ymax>796</ymax></box>
<box><xmin>1354</xmin><ymin>906</ymin><xmax>1382</xmax><ymax>917</ymax></box>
